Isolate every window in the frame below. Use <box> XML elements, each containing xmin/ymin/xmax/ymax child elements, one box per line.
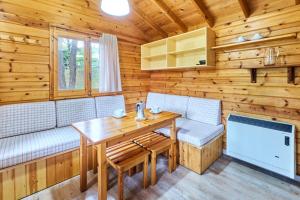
<box><xmin>58</xmin><ymin>37</ymin><xmax>85</xmax><ymax>90</ymax></box>
<box><xmin>52</xmin><ymin>29</ymin><xmax>89</xmax><ymax>98</ymax></box>
<box><xmin>91</xmin><ymin>42</ymin><xmax>100</xmax><ymax>89</ymax></box>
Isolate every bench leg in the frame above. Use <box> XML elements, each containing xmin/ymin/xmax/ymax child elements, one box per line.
<box><xmin>117</xmin><ymin>170</ymin><xmax>124</xmax><ymax>200</ymax></box>
<box><xmin>93</xmin><ymin>147</ymin><xmax>98</xmax><ymax>174</ymax></box>
<box><xmin>128</xmin><ymin>167</ymin><xmax>135</xmax><ymax>177</ymax></box>
<box><xmin>143</xmin><ymin>156</ymin><xmax>149</xmax><ymax>188</ymax></box>
<box><xmin>150</xmin><ymin>153</ymin><xmax>157</xmax><ymax>186</ymax></box>
<box><xmin>168</xmin><ymin>147</ymin><xmax>173</xmax><ymax>173</ymax></box>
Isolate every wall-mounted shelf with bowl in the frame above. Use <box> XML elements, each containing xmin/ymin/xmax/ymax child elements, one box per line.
<box><xmin>141</xmin><ymin>27</ymin><xmax>215</xmax><ymax>70</ymax></box>
<box><xmin>211</xmin><ymin>33</ymin><xmax>297</xmax><ymax>50</ymax></box>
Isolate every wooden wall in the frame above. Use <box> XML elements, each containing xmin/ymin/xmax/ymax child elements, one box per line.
<box><xmin>0</xmin><ymin>20</ymin><xmax>149</xmax><ymax>111</ymax></box>
<box><xmin>149</xmin><ymin>5</ymin><xmax>300</xmax><ymax>174</ymax></box>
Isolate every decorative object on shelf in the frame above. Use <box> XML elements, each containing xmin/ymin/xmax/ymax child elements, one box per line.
<box><xmin>101</xmin><ymin>0</ymin><xmax>130</xmax><ymax>16</ymax></box>
<box><xmin>237</xmin><ymin>36</ymin><xmax>247</xmax><ymax>42</ymax></box>
<box><xmin>264</xmin><ymin>47</ymin><xmax>280</xmax><ymax>66</ymax></box>
<box><xmin>251</xmin><ymin>33</ymin><xmax>264</xmax><ymax>40</ymax></box>
<box><xmin>198</xmin><ymin>60</ymin><xmax>206</xmax><ymax>65</ymax></box>
<box><xmin>136</xmin><ymin>101</ymin><xmax>146</xmax><ymax>121</ymax></box>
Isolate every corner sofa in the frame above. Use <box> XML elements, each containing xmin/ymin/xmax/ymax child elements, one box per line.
<box><xmin>146</xmin><ymin>92</ymin><xmax>224</xmax><ymax>174</ymax></box>
<box><xmin>0</xmin><ymin>95</ymin><xmax>125</xmax><ymax>200</ymax></box>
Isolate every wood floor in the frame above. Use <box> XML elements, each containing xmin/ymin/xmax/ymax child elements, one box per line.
<box><xmin>23</xmin><ymin>156</ymin><xmax>300</xmax><ymax>200</ymax></box>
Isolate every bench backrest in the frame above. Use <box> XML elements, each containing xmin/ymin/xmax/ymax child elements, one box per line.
<box><xmin>95</xmin><ymin>95</ymin><xmax>125</xmax><ymax>118</ymax></box>
<box><xmin>0</xmin><ymin>101</ymin><xmax>56</xmax><ymax>138</ymax></box>
<box><xmin>164</xmin><ymin>94</ymin><xmax>189</xmax><ymax>117</ymax></box>
<box><xmin>187</xmin><ymin>97</ymin><xmax>221</xmax><ymax>126</ymax></box>
<box><xmin>56</xmin><ymin>98</ymin><xmax>96</xmax><ymax>127</ymax></box>
<box><xmin>146</xmin><ymin>92</ymin><xmax>221</xmax><ymax>125</ymax></box>
<box><xmin>146</xmin><ymin>92</ymin><xmax>166</xmax><ymax>110</ymax></box>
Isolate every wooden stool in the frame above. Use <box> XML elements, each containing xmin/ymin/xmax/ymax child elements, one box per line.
<box><xmin>132</xmin><ymin>132</ymin><xmax>173</xmax><ymax>185</ymax></box>
<box><xmin>106</xmin><ymin>141</ymin><xmax>150</xmax><ymax>200</ymax></box>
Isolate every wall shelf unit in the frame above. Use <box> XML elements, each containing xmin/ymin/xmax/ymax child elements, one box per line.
<box><xmin>141</xmin><ymin>27</ymin><xmax>215</xmax><ymax>70</ymax></box>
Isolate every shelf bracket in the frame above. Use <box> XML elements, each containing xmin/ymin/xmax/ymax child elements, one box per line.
<box><xmin>250</xmin><ymin>68</ymin><xmax>257</xmax><ymax>83</ymax></box>
<box><xmin>287</xmin><ymin>67</ymin><xmax>296</xmax><ymax>84</ymax></box>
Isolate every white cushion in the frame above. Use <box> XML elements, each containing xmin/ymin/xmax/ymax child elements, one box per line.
<box><xmin>56</xmin><ymin>98</ymin><xmax>96</xmax><ymax>127</ymax></box>
<box><xmin>164</xmin><ymin>94</ymin><xmax>189</xmax><ymax>117</ymax></box>
<box><xmin>0</xmin><ymin>101</ymin><xmax>56</xmax><ymax>139</ymax></box>
<box><xmin>0</xmin><ymin>126</ymin><xmax>80</xmax><ymax>169</ymax></box>
<box><xmin>95</xmin><ymin>95</ymin><xmax>126</xmax><ymax>118</ymax></box>
<box><xmin>187</xmin><ymin>97</ymin><xmax>221</xmax><ymax>125</ymax></box>
<box><xmin>157</xmin><ymin>118</ymin><xmax>224</xmax><ymax>147</ymax></box>
<box><xmin>146</xmin><ymin>92</ymin><xmax>166</xmax><ymax>110</ymax></box>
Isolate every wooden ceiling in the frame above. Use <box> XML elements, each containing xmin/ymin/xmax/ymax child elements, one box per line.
<box><xmin>129</xmin><ymin>0</ymin><xmax>298</xmax><ymax>40</ymax></box>
<box><xmin>0</xmin><ymin>0</ymin><xmax>298</xmax><ymax>43</ymax></box>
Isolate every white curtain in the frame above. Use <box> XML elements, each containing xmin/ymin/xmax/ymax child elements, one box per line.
<box><xmin>99</xmin><ymin>33</ymin><xmax>122</xmax><ymax>92</ymax></box>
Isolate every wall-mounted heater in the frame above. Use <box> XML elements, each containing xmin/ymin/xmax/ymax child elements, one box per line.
<box><xmin>227</xmin><ymin>114</ymin><xmax>295</xmax><ymax>179</ymax></box>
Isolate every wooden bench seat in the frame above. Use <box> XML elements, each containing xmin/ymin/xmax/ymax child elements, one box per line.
<box><xmin>107</xmin><ymin>141</ymin><xmax>150</xmax><ymax>200</ymax></box>
<box><xmin>132</xmin><ymin>132</ymin><xmax>173</xmax><ymax>185</ymax></box>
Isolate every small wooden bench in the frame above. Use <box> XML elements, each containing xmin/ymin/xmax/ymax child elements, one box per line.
<box><xmin>106</xmin><ymin>141</ymin><xmax>150</xmax><ymax>200</ymax></box>
<box><xmin>132</xmin><ymin>132</ymin><xmax>173</xmax><ymax>185</ymax></box>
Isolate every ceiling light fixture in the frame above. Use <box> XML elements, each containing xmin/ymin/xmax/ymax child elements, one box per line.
<box><xmin>101</xmin><ymin>0</ymin><xmax>130</xmax><ymax>16</ymax></box>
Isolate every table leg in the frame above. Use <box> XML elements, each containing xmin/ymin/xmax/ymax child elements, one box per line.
<box><xmin>170</xmin><ymin>119</ymin><xmax>177</xmax><ymax>171</ymax></box>
<box><xmin>96</xmin><ymin>143</ymin><xmax>107</xmax><ymax>200</ymax></box>
<box><xmin>80</xmin><ymin>135</ymin><xmax>88</xmax><ymax>192</ymax></box>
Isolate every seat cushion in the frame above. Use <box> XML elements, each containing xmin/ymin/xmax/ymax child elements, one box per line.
<box><xmin>0</xmin><ymin>126</ymin><xmax>80</xmax><ymax>169</ymax></box>
<box><xmin>95</xmin><ymin>95</ymin><xmax>125</xmax><ymax>118</ymax></box>
<box><xmin>164</xmin><ymin>94</ymin><xmax>189</xmax><ymax>117</ymax></box>
<box><xmin>0</xmin><ymin>101</ymin><xmax>56</xmax><ymax>139</ymax></box>
<box><xmin>146</xmin><ymin>92</ymin><xmax>166</xmax><ymax>110</ymax></box>
<box><xmin>157</xmin><ymin>118</ymin><xmax>224</xmax><ymax>147</ymax></box>
<box><xmin>187</xmin><ymin>97</ymin><xmax>221</xmax><ymax>125</ymax></box>
<box><xmin>56</xmin><ymin>98</ymin><xmax>96</xmax><ymax>127</ymax></box>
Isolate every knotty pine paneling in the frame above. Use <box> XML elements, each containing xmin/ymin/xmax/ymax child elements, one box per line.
<box><xmin>0</xmin><ymin>20</ymin><xmax>149</xmax><ymax>111</ymax></box>
<box><xmin>150</xmin><ymin>6</ymin><xmax>300</xmax><ymax>174</ymax></box>
<box><xmin>0</xmin><ymin>22</ymin><xmax>50</xmax><ymax>104</ymax></box>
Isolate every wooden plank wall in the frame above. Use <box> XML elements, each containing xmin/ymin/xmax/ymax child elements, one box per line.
<box><xmin>150</xmin><ymin>5</ymin><xmax>300</xmax><ymax>174</ymax></box>
<box><xmin>0</xmin><ymin>21</ymin><xmax>149</xmax><ymax>111</ymax></box>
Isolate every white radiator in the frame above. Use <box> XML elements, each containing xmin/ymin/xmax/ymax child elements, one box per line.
<box><xmin>227</xmin><ymin>114</ymin><xmax>296</xmax><ymax>179</ymax></box>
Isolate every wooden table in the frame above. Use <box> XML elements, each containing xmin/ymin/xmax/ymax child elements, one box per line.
<box><xmin>72</xmin><ymin>110</ymin><xmax>181</xmax><ymax>200</ymax></box>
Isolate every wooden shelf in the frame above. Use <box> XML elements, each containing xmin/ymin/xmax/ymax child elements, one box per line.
<box><xmin>142</xmin><ymin>54</ymin><xmax>166</xmax><ymax>59</ymax></box>
<box><xmin>168</xmin><ymin>47</ymin><xmax>205</xmax><ymax>55</ymax></box>
<box><xmin>212</xmin><ymin>33</ymin><xmax>297</xmax><ymax>50</ymax></box>
<box><xmin>141</xmin><ymin>27</ymin><xmax>215</xmax><ymax>71</ymax></box>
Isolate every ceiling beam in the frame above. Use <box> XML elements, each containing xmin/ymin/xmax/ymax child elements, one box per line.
<box><xmin>238</xmin><ymin>0</ymin><xmax>250</xmax><ymax>18</ymax></box>
<box><xmin>150</xmin><ymin>0</ymin><xmax>187</xmax><ymax>32</ymax></box>
<box><xmin>191</xmin><ymin>0</ymin><xmax>214</xmax><ymax>27</ymax></box>
<box><xmin>131</xmin><ymin>5</ymin><xmax>168</xmax><ymax>37</ymax></box>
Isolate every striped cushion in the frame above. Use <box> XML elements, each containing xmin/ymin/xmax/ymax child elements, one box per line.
<box><xmin>187</xmin><ymin>97</ymin><xmax>221</xmax><ymax>125</ymax></box>
<box><xmin>164</xmin><ymin>94</ymin><xmax>189</xmax><ymax>117</ymax></box>
<box><xmin>157</xmin><ymin>118</ymin><xmax>224</xmax><ymax>147</ymax></box>
<box><xmin>0</xmin><ymin>101</ymin><xmax>56</xmax><ymax>139</ymax></box>
<box><xmin>56</xmin><ymin>98</ymin><xmax>96</xmax><ymax>127</ymax></box>
<box><xmin>0</xmin><ymin>126</ymin><xmax>80</xmax><ymax>169</ymax></box>
<box><xmin>146</xmin><ymin>92</ymin><xmax>166</xmax><ymax>110</ymax></box>
<box><xmin>95</xmin><ymin>95</ymin><xmax>126</xmax><ymax>118</ymax></box>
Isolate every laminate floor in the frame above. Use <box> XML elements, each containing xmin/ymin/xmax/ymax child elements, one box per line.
<box><xmin>23</xmin><ymin>156</ymin><xmax>300</xmax><ymax>200</ymax></box>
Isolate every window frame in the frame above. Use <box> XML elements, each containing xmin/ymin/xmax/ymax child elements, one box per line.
<box><xmin>52</xmin><ymin>28</ymin><xmax>91</xmax><ymax>99</ymax></box>
<box><xmin>50</xmin><ymin>27</ymin><xmax>122</xmax><ymax>100</ymax></box>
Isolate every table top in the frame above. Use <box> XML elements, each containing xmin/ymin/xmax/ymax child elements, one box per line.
<box><xmin>72</xmin><ymin>110</ymin><xmax>181</xmax><ymax>145</ymax></box>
